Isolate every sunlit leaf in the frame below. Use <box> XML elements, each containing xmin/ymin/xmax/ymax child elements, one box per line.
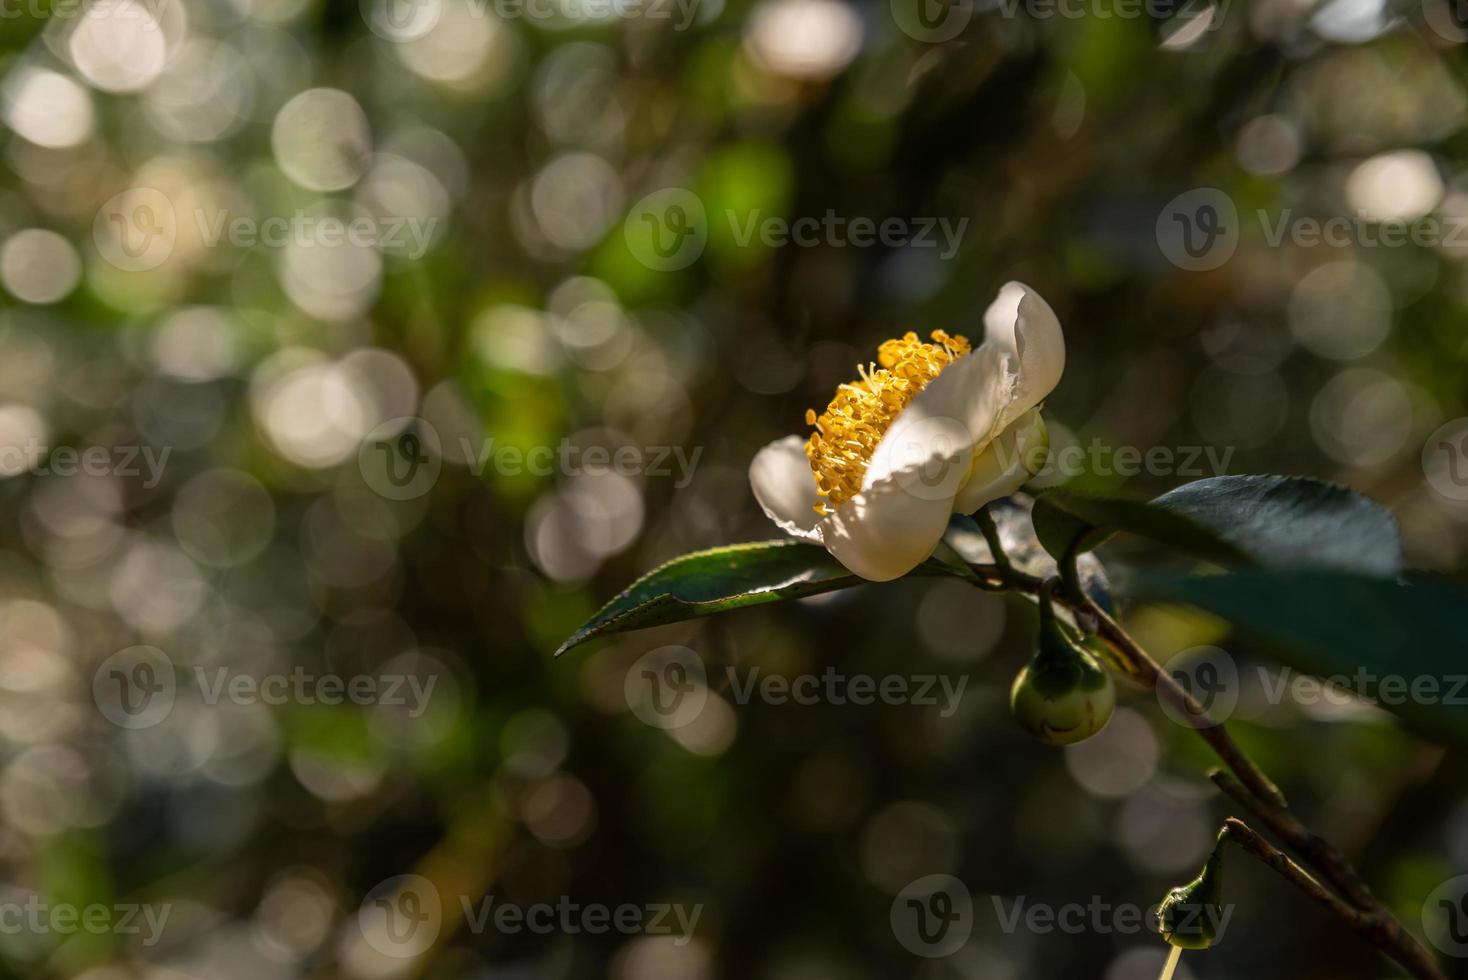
<box><xmin>1033</xmin><ymin>476</ymin><xmax>1401</xmax><ymax>577</ymax></box>
<box><xmin>556</xmin><ymin>540</ymin><xmax>954</xmax><ymax>657</ymax></box>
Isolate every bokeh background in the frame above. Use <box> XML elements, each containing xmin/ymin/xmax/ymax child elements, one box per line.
<box><xmin>1</xmin><ymin>0</ymin><xmax>1467</xmax><ymax>976</ymax></box>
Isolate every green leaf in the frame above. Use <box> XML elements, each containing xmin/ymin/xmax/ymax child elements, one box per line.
<box><xmin>1135</xmin><ymin>571</ymin><xmax>1468</xmax><ymax>745</ymax></box>
<box><xmin>556</xmin><ymin>541</ymin><xmax>949</xmax><ymax>657</ymax></box>
<box><xmin>1033</xmin><ymin>476</ymin><xmax>1401</xmax><ymax>577</ymax></box>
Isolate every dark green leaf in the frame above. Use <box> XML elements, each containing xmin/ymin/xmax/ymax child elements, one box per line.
<box><xmin>1032</xmin><ymin>489</ymin><xmax>1247</xmax><ymax>567</ymax></box>
<box><xmin>1135</xmin><ymin>571</ymin><xmax>1468</xmax><ymax>745</ymax></box>
<box><xmin>556</xmin><ymin>541</ymin><xmax>950</xmax><ymax>657</ymax></box>
<box><xmin>1033</xmin><ymin>476</ymin><xmax>1401</xmax><ymax>577</ymax></box>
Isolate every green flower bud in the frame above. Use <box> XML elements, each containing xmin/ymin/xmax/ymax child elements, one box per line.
<box><xmin>1009</xmin><ymin>591</ymin><xmax>1116</xmax><ymax>745</ymax></box>
<box><xmin>1157</xmin><ymin>843</ymin><xmax>1225</xmax><ymax>950</ymax></box>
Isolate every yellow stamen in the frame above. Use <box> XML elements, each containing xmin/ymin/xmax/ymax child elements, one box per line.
<box><xmin>804</xmin><ymin>329</ymin><xmax>971</xmax><ymax>514</ymax></box>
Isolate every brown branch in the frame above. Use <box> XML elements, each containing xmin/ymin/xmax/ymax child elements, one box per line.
<box><xmin>1075</xmin><ymin>591</ymin><xmax>1288</xmax><ymax>809</ymax></box>
<box><xmin>1220</xmin><ymin>818</ymin><xmax>1448</xmax><ymax>980</ymax></box>
<box><xmin>978</xmin><ymin>561</ymin><xmax>1447</xmax><ymax>980</ymax></box>
<box><xmin>1210</xmin><ymin>770</ymin><xmax>1374</xmax><ymax>910</ymax></box>
<box><xmin>962</xmin><ymin>519</ymin><xmax>1446</xmax><ymax>978</ymax></box>
<box><xmin>1220</xmin><ymin>817</ymin><xmax>1357</xmax><ymax>918</ymax></box>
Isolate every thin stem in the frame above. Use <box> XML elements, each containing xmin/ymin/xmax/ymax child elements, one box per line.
<box><xmin>1219</xmin><ymin>819</ymin><xmax>1447</xmax><ymax>980</ymax></box>
<box><xmin>1157</xmin><ymin>944</ymin><xmax>1183</xmax><ymax>980</ymax></box>
<box><xmin>964</xmin><ymin>546</ymin><xmax>1447</xmax><ymax>980</ymax></box>
<box><xmin>1210</xmin><ymin>770</ymin><xmax>1374</xmax><ymax>910</ymax></box>
<box><xmin>1079</xmin><ymin>592</ymin><xmax>1288</xmax><ymax>809</ymax></box>
<box><xmin>1220</xmin><ymin>817</ymin><xmax>1357</xmax><ymax>919</ymax></box>
<box><xmin>964</xmin><ymin>562</ymin><xmax>1043</xmax><ymax>593</ymax></box>
<box><xmin>973</xmin><ymin>507</ymin><xmax>1014</xmax><ymax>574</ymax></box>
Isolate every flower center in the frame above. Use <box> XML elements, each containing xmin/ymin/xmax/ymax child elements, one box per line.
<box><xmin>804</xmin><ymin>329</ymin><xmax>972</xmax><ymax>513</ymax></box>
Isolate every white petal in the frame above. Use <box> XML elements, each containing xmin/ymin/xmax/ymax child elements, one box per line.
<box><xmin>820</xmin><ymin>476</ymin><xmax>954</xmax><ymax>581</ymax></box>
<box><xmin>952</xmin><ymin>408</ymin><xmax>1048</xmax><ymax>513</ymax></box>
<box><xmin>862</xmin><ymin>343</ymin><xmax>1010</xmax><ymax>492</ymax></box>
<box><xmin>983</xmin><ymin>281</ymin><xmax>1065</xmax><ymax>430</ymax></box>
<box><xmin>749</xmin><ymin>435</ymin><xmax>824</xmax><ymax>540</ymax></box>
